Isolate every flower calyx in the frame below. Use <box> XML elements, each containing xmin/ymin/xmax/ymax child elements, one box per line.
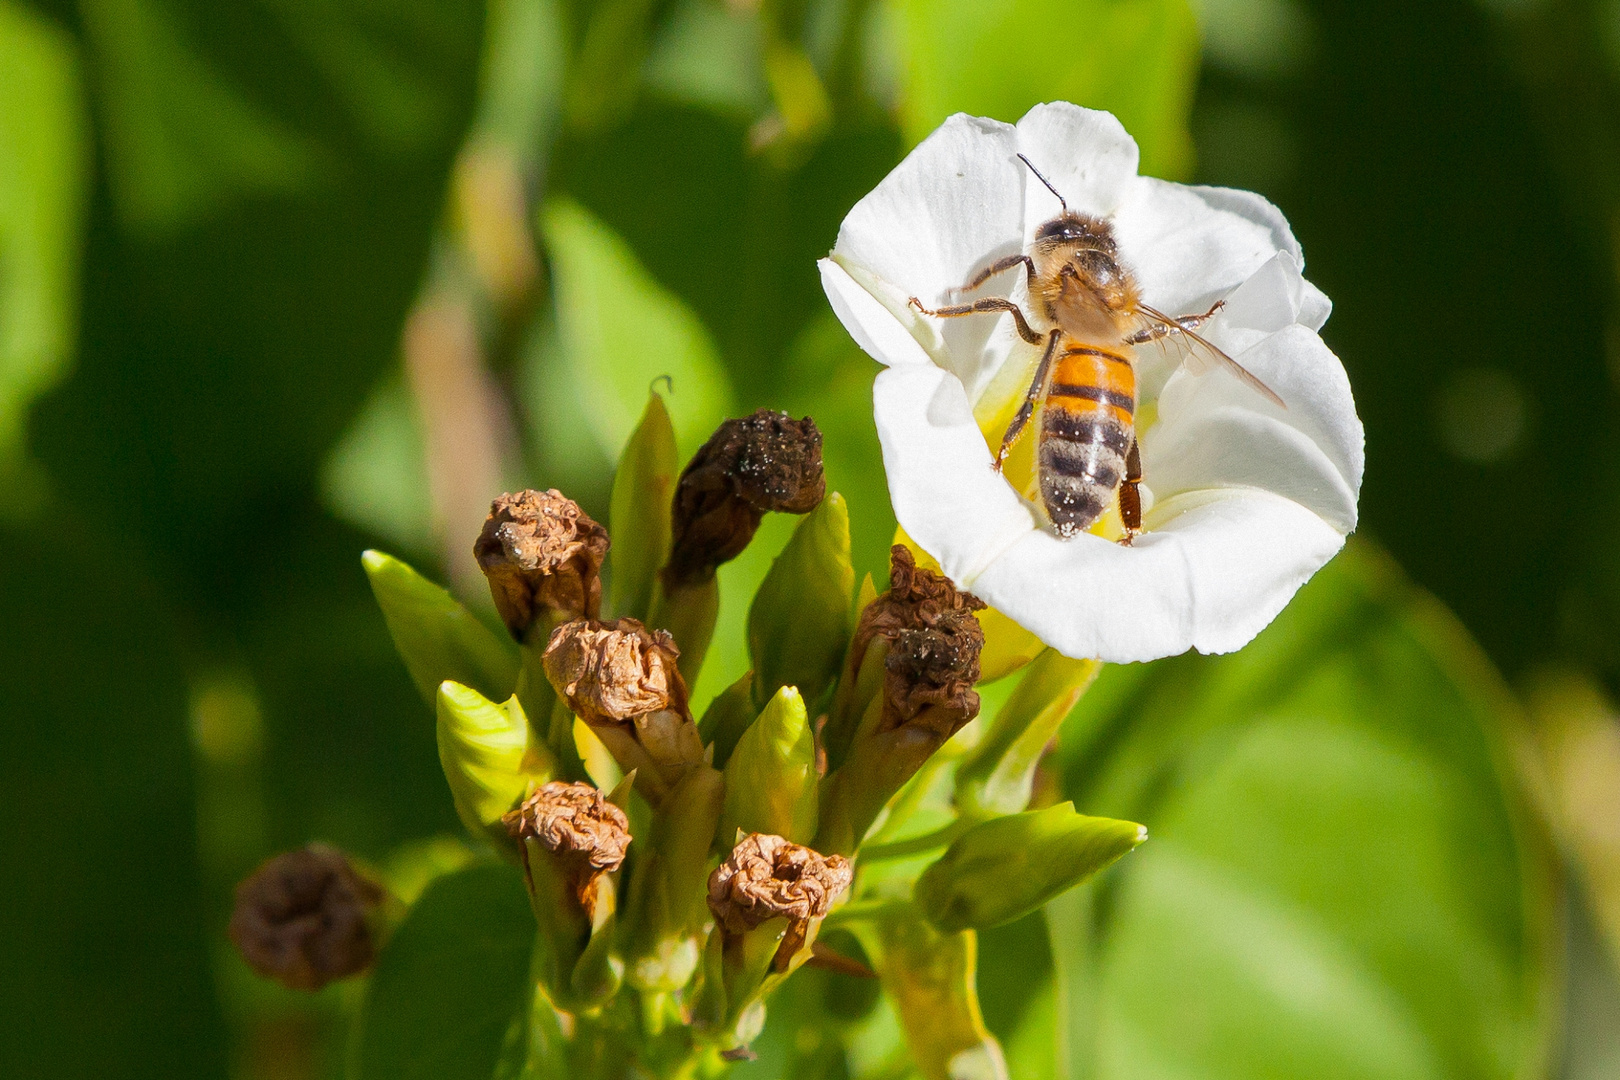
<box><xmin>228</xmin><ymin>844</ymin><xmax>385</xmax><ymax>991</ymax></box>
<box><xmin>707</xmin><ymin>832</ymin><xmax>853</xmax><ymax>971</ymax></box>
<box><xmin>542</xmin><ymin>617</ymin><xmax>705</xmax><ymax>801</ymax></box>
<box><xmin>662</xmin><ymin>410</ymin><xmax>826</xmax><ymax>589</ymax></box>
<box><xmin>503</xmin><ymin>780</ymin><xmax>631</xmax><ymax>912</ymax></box>
<box><xmin>475</xmin><ymin>489</ymin><xmax>610</xmax><ymax>639</ymax></box>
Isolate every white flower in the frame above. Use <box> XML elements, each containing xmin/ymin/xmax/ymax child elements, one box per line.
<box><xmin>818</xmin><ymin>103</ymin><xmax>1363</xmax><ymax>664</ymax></box>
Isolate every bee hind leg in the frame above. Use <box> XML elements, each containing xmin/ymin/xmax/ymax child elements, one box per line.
<box><xmin>995</xmin><ymin>330</ymin><xmax>1063</xmax><ymax>471</ymax></box>
<box><xmin>1118</xmin><ymin>437</ymin><xmax>1142</xmax><ymax>546</ymax></box>
<box><xmin>1124</xmin><ymin>300</ymin><xmax>1225</xmax><ymax>345</ymax></box>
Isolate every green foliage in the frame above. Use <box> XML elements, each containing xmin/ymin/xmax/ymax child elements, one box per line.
<box><xmin>916</xmin><ymin>804</ymin><xmax>1144</xmax><ymax>933</ymax></box>
<box><xmin>955</xmin><ymin>652</ymin><xmax>1099</xmax><ymax>817</ymax></box>
<box><xmin>354</xmin><ymin>864</ymin><xmax>535</xmax><ymax>1080</ymax></box>
<box><xmin>890</xmin><ymin>0</ymin><xmax>1200</xmax><ymax>176</ymax></box>
<box><xmin>0</xmin><ymin>1</ymin><xmax>84</xmax><ymax>505</ymax></box>
<box><xmin>539</xmin><ymin>198</ymin><xmax>738</xmax><ymax>466</ymax></box>
<box><xmin>747</xmin><ymin>492</ymin><xmax>855</xmax><ymax>710</ymax></box>
<box><xmin>1036</xmin><ymin>544</ymin><xmax>1559</xmax><ymax>1080</ymax></box>
<box><xmin>364</xmin><ymin>550</ymin><xmax>521</xmax><ymax>705</ymax></box>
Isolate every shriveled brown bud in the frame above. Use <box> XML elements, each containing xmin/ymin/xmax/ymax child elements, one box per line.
<box><xmin>503</xmin><ymin>780</ymin><xmax>631</xmax><ymax>911</ymax></box>
<box><xmin>708</xmin><ymin>833</ymin><xmax>852</xmax><ymax>970</ymax></box>
<box><xmin>663</xmin><ymin>410</ymin><xmax>825</xmax><ymax>588</ymax></box>
<box><xmin>229</xmin><ymin>844</ymin><xmax>384</xmax><ymax>991</ymax></box>
<box><xmin>853</xmin><ymin>546</ymin><xmax>986</xmax><ymax>735</ymax></box>
<box><xmin>542</xmin><ymin>618</ymin><xmax>704</xmax><ymax>800</ymax></box>
<box><xmin>475</xmin><ymin>489</ymin><xmax>610</xmax><ymax>638</ymax></box>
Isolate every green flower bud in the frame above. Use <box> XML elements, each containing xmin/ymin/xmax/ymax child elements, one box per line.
<box><xmin>720</xmin><ymin>687</ymin><xmax>818</xmax><ymax>845</ymax></box>
<box><xmin>954</xmin><ymin>651</ymin><xmax>1100</xmax><ymax>817</ymax></box>
<box><xmin>363</xmin><ymin>550</ymin><xmax>519</xmax><ymax>705</ymax></box>
<box><xmin>913</xmin><ymin>802</ymin><xmax>1145</xmax><ymax>933</ymax></box>
<box><xmin>608</xmin><ymin>392</ymin><xmax>678</xmax><ymax>622</ymax></box>
<box><xmin>623</xmin><ymin>764</ymin><xmax>725</xmax><ymax>993</ymax></box>
<box><xmin>697</xmin><ymin>671</ymin><xmax>756</xmax><ymax>770</ymax></box>
<box><xmin>747</xmin><ymin>493</ymin><xmax>854</xmax><ymax>710</ymax></box>
<box><xmin>436</xmin><ymin>682</ymin><xmax>558</xmax><ymax>851</ymax></box>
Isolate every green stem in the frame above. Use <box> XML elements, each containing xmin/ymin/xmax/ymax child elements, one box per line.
<box><xmin>857</xmin><ymin>817</ymin><xmax>976</xmax><ymax>863</ymax></box>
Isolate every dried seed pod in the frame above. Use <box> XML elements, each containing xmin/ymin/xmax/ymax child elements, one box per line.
<box><xmin>503</xmin><ymin>780</ymin><xmax>631</xmax><ymax>912</ymax></box>
<box><xmin>663</xmin><ymin>410</ymin><xmax>825</xmax><ymax>588</ymax></box>
<box><xmin>708</xmin><ymin>832</ymin><xmax>852</xmax><ymax>970</ymax></box>
<box><xmin>541</xmin><ymin>618</ymin><xmax>704</xmax><ymax>798</ymax></box>
<box><xmin>855</xmin><ymin>546</ymin><xmax>986</xmax><ymax>736</ymax></box>
<box><xmin>475</xmin><ymin>489</ymin><xmax>610</xmax><ymax>638</ymax></box>
<box><xmin>229</xmin><ymin>844</ymin><xmax>384</xmax><ymax>991</ymax></box>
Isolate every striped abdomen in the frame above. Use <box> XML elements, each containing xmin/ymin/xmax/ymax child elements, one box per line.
<box><xmin>1037</xmin><ymin>342</ymin><xmax>1136</xmax><ymax>537</ymax></box>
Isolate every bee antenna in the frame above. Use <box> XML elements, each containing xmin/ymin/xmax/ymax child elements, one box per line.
<box><xmin>1017</xmin><ymin>154</ymin><xmax>1068</xmax><ymax>213</ymax></box>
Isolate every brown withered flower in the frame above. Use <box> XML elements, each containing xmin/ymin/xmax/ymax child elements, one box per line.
<box><xmin>662</xmin><ymin>410</ymin><xmax>825</xmax><ymax>589</ymax></box>
<box><xmin>229</xmin><ymin>844</ymin><xmax>385</xmax><ymax>991</ymax></box>
<box><xmin>475</xmin><ymin>489</ymin><xmax>610</xmax><ymax>638</ymax></box>
<box><xmin>503</xmin><ymin>781</ymin><xmax>630</xmax><ymax>912</ymax></box>
<box><xmin>855</xmin><ymin>546</ymin><xmax>986</xmax><ymax>736</ymax></box>
<box><xmin>708</xmin><ymin>833</ymin><xmax>853</xmax><ymax>971</ymax></box>
<box><xmin>541</xmin><ymin>618</ymin><xmax>704</xmax><ymax>800</ymax></box>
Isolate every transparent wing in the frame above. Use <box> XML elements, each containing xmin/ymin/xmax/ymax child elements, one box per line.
<box><xmin>1135</xmin><ymin>305</ymin><xmax>1287</xmax><ymax>409</ymax></box>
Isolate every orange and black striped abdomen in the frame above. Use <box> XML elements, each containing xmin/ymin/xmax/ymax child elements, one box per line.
<box><xmin>1037</xmin><ymin>343</ymin><xmax>1136</xmax><ymax>536</ymax></box>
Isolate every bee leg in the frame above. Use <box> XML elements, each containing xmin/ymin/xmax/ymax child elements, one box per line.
<box><xmin>1124</xmin><ymin>300</ymin><xmax>1226</xmax><ymax>345</ymax></box>
<box><xmin>1118</xmin><ymin>437</ymin><xmax>1142</xmax><ymax>546</ymax></box>
<box><xmin>909</xmin><ymin>296</ymin><xmax>1045</xmax><ymax>346</ymax></box>
<box><xmin>995</xmin><ymin>330</ymin><xmax>1063</xmax><ymax>471</ymax></box>
<box><xmin>958</xmin><ymin>255</ymin><xmax>1037</xmax><ymax>294</ymax></box>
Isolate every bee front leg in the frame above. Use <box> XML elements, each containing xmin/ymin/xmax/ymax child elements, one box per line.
<box><xmin>1118</xmin><ymin>436</ymin><xmax>1142</xmax><ymax>546</ymax></box>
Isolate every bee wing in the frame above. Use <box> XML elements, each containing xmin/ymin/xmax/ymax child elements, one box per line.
<box><xmin>1135</xmin><ymin>306</ymin><xmax>1287</xmax><ymax>410</ymax></box>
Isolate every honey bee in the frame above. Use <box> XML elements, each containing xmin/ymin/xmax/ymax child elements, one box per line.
<box><xmin>910</xmin><ymin>155</ymin><xmax>1284</xmax><ymax>544</ymax></box>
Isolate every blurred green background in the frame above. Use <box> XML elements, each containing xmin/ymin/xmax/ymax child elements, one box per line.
<box><xmin>4</xmin><ymin>0</ymin><xmax>1620</xmax><ymax>1077</ymax></box>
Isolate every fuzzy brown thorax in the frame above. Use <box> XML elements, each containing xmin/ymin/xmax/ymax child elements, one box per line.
<box><xmin>1029</xmin><ymin>213</ymin><xmax>1141</xmax><ymax>342</ymax></box>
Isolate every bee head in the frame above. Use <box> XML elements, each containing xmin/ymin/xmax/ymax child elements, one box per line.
<box><xmin>1034</xmin><ymin>213</ymin><xmax>1111</xmax><ymax>247</ymax></box>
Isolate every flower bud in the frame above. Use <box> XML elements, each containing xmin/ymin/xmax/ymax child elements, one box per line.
<box><xmin>229</xmin><ymin>844</ymin><xmax>385</xmax><ymax>991</ymax></box>
<box><xmin>913</xmin><ymin>802</ymin><xmax>1145</xmax><ymax>933</ymax></box>
<box><xmin>475</xmin><ymin>489</ymin><xmax>610</xmax><ymax>639</ymax></box>
<box><xmin>747</xmin><ymin>493</ymin><xmax>854</xmax><ymax>710</ymax></box>
<box><xmin>720</xmin><ymin>686</ymin><xmax>818</xmax><ymax>845</ymax></box>
<box><xmin>815</xmin><ymin>547</ymin><xmax>988</xmax><ymax>854</ymax></box>
<box><xmin>503</xmin><ymin>781</ymin><xmax>630</xmax><ymax>1008</ymax></box>
<box><xmin>363</xmin><ymin>549</ymin><xmax>519</xmax><ymax>704</ymax></box>
<box><xmin>662</xmin><ymin>409</ymin><xmax>825</xmax><ymax>589</ymax></box>
<box><xmin>503</xmin><ymin>780</ymin><xmax>631</xmax><ymax>912</ymax></box>
<box><xmin>955</xmin><ymin>650</ymin><xmax>1099</xmax><ymax>817</ymax></box>
<box><xmin>436</xmin><ymin>682</ymin><xmax>557</xmax><ymax>852</ymax></box>
<box><xmin>708</xmin><ymin>833</ymin><xmax>852</xmax><ymax>972</ymax></box>
<box><xmin>608</xmin><ymin>392</ymin><xmax>679</xmax><ymax>621</ymax></box>
<box><xmin>541</xmin><ymin>617</ymin><xmax>705</xmax><ymax>804</ymax></box>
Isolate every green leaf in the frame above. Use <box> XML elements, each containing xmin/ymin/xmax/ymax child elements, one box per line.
<box><xmin>364</xmin><ymin>549</ymin><xmax>520</xmax><ymax>706</ymax></box>
<box><xmin>747</xmin><ymin>492</ymin><xmax>854</xmax><ymax>710</ymax></box>
<box><xmin>436</xmin><ymin>682</ymin><xmax>556</xmax><ymax>850</ymax></box>
<box><xmin>0</xmin><ymin>0</ymin><xmax>86</xmax><ymax>509</ymax></box>
<box><xmin>355</xmin><ymin>864</ymin><xmax>535</xmax><ymax>1080</ymax></box>
<box><xmin>915</xmin><ymin>803</ymin><xmax>1144</xmax><ymax>933</ymax></box>
<box><xmin>697</xmin><ymin>669</ymin><xmax>756</xmax><ymax>770</ymax></box>
<box><xmin>890</xmin><ymin>0</ymin><xmax>1200</xmax><ymax>177</ymax></box>
<box><xmin>539</xmin><ymin>198</ymin><xmax>737</xmax><ymax>465</ymax></box>
<box><xmin>720</xmin><ymin>686</ymin><xmax>817</xmax><ymax>845</ymax></box>
<box><xmin>1045</xmin><ymin>542</ymin><xmax>1560</xmax><ymax>1080</ymax></box>
<box><xmin>623</xmin><ymin>764</ymin><xmax>726</xmax><ymax>993</ymax></box>
<box><xmin>608</xmin><ymin>391</ymin><xmax>678</xmax><ymax>621</ymax></box>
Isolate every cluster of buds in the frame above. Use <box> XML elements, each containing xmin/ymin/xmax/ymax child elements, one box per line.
<box><xmin>242</xmin><ymin>396</ymin><xmax>1146</xmax><ymax>1078</ymax></box>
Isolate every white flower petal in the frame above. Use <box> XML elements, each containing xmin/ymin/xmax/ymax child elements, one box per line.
<box><xmin>1012</xmin><ymin>103</ymin><xmax>1141</xmax><ymax>223</ymax></box>
<box><xmin>969</xmin><ymin>489</ymin><xmax>1346</xmax><ymax>663</ymax></box>
<box><xmin>1113</xmin><ymin>178</ymin><xmax>1287</xmax><ymax>318</ymax></box>
<box><xmin>818</xmin><ymin>257</ymin><xmax>936</xmax><ymax>369</ymax></box>
<box><xmin>872</xmin><ymin>364</ymin><xmax>1037</xmax><ymax>584</ymax></box>
<box><xmin>1145</xmin><ymin>324</ymin><xmax>1364</xmax><ymax>533</ymax></box>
